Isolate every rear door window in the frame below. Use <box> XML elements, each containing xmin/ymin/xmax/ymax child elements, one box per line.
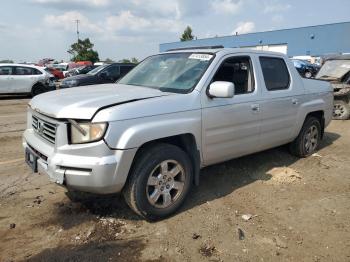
<box><xmin>104</xmin><ymin>65</ymin><xmax>120</xmax><ymax>78</ymax></box>
<box><xmin>33</xmin><ymin>68</ymin><xmax>43</xmax><ymax>75</ymax></box>
<box><xmin>0</xmin><ymin>66</ymin><xmax>14</xmax><ymax>75</ymax></box>
<box><xmin>120</xmin><ymin>66</ymin><xmax>134</xmax><ymax>76</ymax></box>
<box><xmin>120</xmin><ymin>65</ymin><xmax>134</xmax><ymax>76</ymax></box>
<box><xmin>15</xmin><ymin>67</ymin><xmax>34</xmax><ymax>75</ymax></box>
<box><xmin>259</xmin><ymin>57</ymin><xmax>290</xmax><ymax>91</ymax></box>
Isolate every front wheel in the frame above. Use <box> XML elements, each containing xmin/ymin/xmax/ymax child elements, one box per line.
<box><xmin>290</xmin><ymin>117</ymin><xmax>321</xmax><ymax>157</ymax></box>
<box><xmin>123</xmin><ymin>143</ymin><xmax>193</xmax><ymax>221</ymax></box>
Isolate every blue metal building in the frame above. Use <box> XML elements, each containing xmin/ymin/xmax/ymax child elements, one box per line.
<box><xmin>160</xmin><ymin>22</ymin><xmax>350</xmax><ymax>57</ymax></box>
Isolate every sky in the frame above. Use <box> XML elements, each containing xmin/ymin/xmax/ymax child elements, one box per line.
<box><xmin>0</xmin><ymin>0</ymin><xmax>349</xmax><ymax>63</ymax></box>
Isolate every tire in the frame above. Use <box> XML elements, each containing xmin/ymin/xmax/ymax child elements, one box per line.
<box><xmin>304</xmin><ymin>71</ymin><xmax>312</xmax><ymax>78</ymax></box>
<box><xmin>333</xmin><ymin>100</ymin><xmax>350</xmax><ymax>120</ymax></box>
<box><xmin>123</xmin><ymin>143</ymin><xmax>193</xmax><ymax>221</ymax></box>
<box><xmin>31</xmin><ymin>84</ymin><xmax>44</xmax><ymax>97</ymax></box>
<box><xmin>290</xmin><ymin>116</ymin><xmax>322</xmax><ymax>157</ymax></box>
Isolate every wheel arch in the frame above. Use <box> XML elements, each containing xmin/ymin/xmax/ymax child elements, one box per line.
<box><xmin>32</xmin><ymin>81</ymin><xmax>45</xmax><ymax>89</ymax></box>
<box><xmin>31</xmin><ymin>81</ymin><xmax>45</xmax><ymax>95</ymax></box>
<box><xmin>294</xmin><ymin>96</ymin><xmax>331</xmax><ymax>140</ymax></box>
<box><xmin>129</xmin><ymin>133</ymin><xmax>201</xmax><ymax>186</ymax></box>
<box><xmin>304</xmin><ymin>110</ymin><xmax>325</xmax><ymax>138</ymax></box>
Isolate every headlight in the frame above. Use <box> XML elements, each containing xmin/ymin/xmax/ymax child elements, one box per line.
<box><xmin>69</xmin><ymin>122</ymin><xmax>108</xmax><ymax>144</ymax></box>
<box><xmin>63</xmin><ymin>79</ymin><xmax>78</xmax><ymax>87</ymax></box>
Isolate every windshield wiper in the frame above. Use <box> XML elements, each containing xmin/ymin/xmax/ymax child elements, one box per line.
<box><xmin>159</xmin><ymin>87</ymin><xmax>188</xmax><ymax>94</ymax></box>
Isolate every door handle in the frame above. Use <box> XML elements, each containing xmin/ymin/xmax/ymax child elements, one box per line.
<box><xmin>292</xmin><ymin>98</ymin><xmax>299</xmax><ymax>105</ymax></box>
<box><xmin>251</xmin><ymin>104</ymin><xmax>260</xmax><ymax>112</ymax></box>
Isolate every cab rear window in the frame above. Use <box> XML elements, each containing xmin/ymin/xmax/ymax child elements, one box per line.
<box><xmin>259</xmin><ymin>57</ymin><xmax>290</xmax><ymax>91</ymax></box>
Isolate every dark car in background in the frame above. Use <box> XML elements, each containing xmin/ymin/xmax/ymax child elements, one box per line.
<box><xmin>65</xmin><ymin>65</ymin><xmax>98</xmax><ymax>78</ymax></box>
<box><xmin>292</xmin><ymin>59</ymin><xmax>320</xmax><ymax>78</ymax></box>
<box><xmin>60</xmin><ymin>63</ymin><xmax>135</xmax><ymax>88</ymax></box>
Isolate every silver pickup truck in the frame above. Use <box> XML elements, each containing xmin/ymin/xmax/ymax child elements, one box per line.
<box><xmin>23</xmin><ymin>48</ymin><xmax>333</xmax><ymax>220</ymax></box>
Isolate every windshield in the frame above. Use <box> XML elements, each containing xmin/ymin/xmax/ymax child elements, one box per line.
<box><xmin>87</xmin><ymin>65</ymin><xmax>108</xmax><ymax>75</ymax></box>
<box><xmin>316</xmin><ymin>60</ymin><xmax>350</xmax><ymax>80</ymax></box>
<box><xmin>293</xmin><ymin>59</ymin><xmax>310</xmax><ymax>66</ymax></box>
<box><xmin>52</xmin><ymin>64</ymin><xmax>68</xmax><ymax>71</ymax></box>
<box><xmin>118</xmin><ymin>53</ymin><xmax>214</xmax><ymax>93</ymax></box>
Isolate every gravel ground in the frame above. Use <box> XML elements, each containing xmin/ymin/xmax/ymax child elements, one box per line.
<box><xmin>0</xmin><ymin>97</ymin><xmax>349</xmax><ymax>262</ymax></box>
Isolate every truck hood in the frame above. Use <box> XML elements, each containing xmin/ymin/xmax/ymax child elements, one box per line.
<box><xmin>316</xmin><ymin>60</ymin><xmax>350</xmax><ymax>82</ymax></box>
<box><xmin>29</xmin><ymin>84</ymin><xmax>172</xmax><ymax>119</ymax></box>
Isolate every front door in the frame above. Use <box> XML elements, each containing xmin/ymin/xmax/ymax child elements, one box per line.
<box><xmin>201</xmin><ymin>55</ymin><xmax>261</xmax><ymax>166</ymax></box>
<box><xmin>0</xmin><ymin>66</ymin><xmax>15</xmax><ymax>93</ymax></box>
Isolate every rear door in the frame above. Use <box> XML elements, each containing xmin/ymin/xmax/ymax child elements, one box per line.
<box><xmin>0</xmin><ymin>66</ymin><xmax>15</xmax><ymax>93</ymax></box>
<box><xmin>13</xmin><ymin>66</ymin><xmax>38</xmax><ymax>93</ymax></box>
<box><xmin>258</xmin><ymin>56</ymin><xmax>304</xmax><ymax>150</ymax></box>
<box><xmin>201</xmin><ymin>54</ymin><xmax>261</xmax><ymax>165</ymax></box>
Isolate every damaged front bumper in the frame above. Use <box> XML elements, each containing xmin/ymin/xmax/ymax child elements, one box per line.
<box><xmin>22</xmin><ymin>128</ymin><xmax>137</xmax><ymax>194</ymax></box>
<box><xmin>332</xmin><ymin>83</ymin><xmax>350</xmax><ymax>97</ymax></box>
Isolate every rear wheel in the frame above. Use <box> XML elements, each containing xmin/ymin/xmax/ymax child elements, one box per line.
<box><xmin>333</xmin><ymin>100</ymin><xmax>350</xmax><ymax>120</ymax></box>
<box><xmin>123</xmin><ymin>143</ymin><xmax>193</xmax><ymax>221</ymax></box>
<box><xmin>290</xmin><ymin>117</ymin><xmax>321</xmax><ymax>157</ymax></box>
<box><xmin>31</xmin><ymin>84</ymin><xmax>44</xmax><ymax>97</ymax></box>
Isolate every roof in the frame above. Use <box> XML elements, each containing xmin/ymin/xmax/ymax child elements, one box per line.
<box><xmin>163</xmin><ymin>47</ymin><xmax>286</xmax><ymax>57</ymax></box>
<box><xmin>164</xmin><ymin>48</ymin><xmax>223</xmax><ymax>53</ymax></box>
<box><xmin>324</xmin><ymin>54</ymin><xmax>350</xmax><ymax>61</ymax></box>
<box><xmin>96</xmin><ymin>62</ymin><xmax>136</xmax><ymax>66</ymax></box>
<box><xmin>0</xmin><ymin>63</ymin><xmax>43</xmax><ymax>68</ymax></box>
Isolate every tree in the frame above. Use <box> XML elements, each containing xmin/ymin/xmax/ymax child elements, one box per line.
<box><xmin>119</xmin><ymin>57</ymin><xmax>139</xmax><ymax>64</ymax></box>
<box><xmin>68</xmin><ymin>38</ymin><xmax>99</xmax><ymax>63</ymax></box>
<box><xmin>180</xmin><ymin>26</ymin><xmax>194</xmax><ymax>41</ymax></box>
<box><xmin>0</xmin><ymin>59</ymin><xmax>13</xmax><ymax>63</ymax></box>
<box><xmin>105</xmin><ymin>58</ymin><xmax>115</xmax><ymax>63</ymax></box>
<box><xmin>131</xmin><ymin>57</ymin><xmax>139</xmax><ymax>63</ymax></box>
<box><xmin>119</xmin><ymin>58</ymin><xmax>131</xmax><ymax>63</ymax></box>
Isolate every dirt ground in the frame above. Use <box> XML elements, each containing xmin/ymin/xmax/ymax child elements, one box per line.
<box><xmin>0</xmin><ymin>96</ymin><xmax>349</xmax><ymax>262</ymax></box>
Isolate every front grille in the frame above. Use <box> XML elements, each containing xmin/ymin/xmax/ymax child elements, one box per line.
<box><xmin>32</xmin><ymin>115</ymin><xmax>57</xmax><ymax>144</ymax></box>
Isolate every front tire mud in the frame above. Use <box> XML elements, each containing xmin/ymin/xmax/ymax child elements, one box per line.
<box><xmin>123</xmin><ymin>143</ymin><xmax>193</xmax><ymax>221</ymax></box>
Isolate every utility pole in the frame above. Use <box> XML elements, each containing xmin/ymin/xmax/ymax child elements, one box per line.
<box><xmin>75</xmin><ymin>19</ymin><xmax>80</xmax><ymax>43</ymax></box>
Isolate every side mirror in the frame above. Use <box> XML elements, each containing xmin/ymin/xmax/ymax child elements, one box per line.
<box><xmin>208</xmin><ymin>81</ymin><xmax>235</xmax><ymax>98</ymax></box>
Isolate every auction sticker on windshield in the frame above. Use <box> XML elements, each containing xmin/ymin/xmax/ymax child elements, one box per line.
<box><xmin>189</xmin><ymin>54</ymin><xmax>213</xmax><ymax>61</ymax></box>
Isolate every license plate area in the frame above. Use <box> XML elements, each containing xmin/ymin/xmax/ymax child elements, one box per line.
<box><xmin>25</xmin><ymin>148</ymin><xmax>38</xmax><ymax>172</ymax></box>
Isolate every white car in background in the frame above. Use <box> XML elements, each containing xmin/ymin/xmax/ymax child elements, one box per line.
<box><xmin>0</xmin><ymin>64</ymin><xmax>56</xmax><ymax>96</ymax></box>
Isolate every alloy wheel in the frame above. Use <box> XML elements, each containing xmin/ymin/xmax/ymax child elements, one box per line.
<box><xmin>304</xmin><ymin>125</ymin><xmax>319</xmax><ymax>154</ymax></box>
<box><xmin>146</xmin><ymin>160</ymin><xmax>186</xmax><ymax>209</ymax></box>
